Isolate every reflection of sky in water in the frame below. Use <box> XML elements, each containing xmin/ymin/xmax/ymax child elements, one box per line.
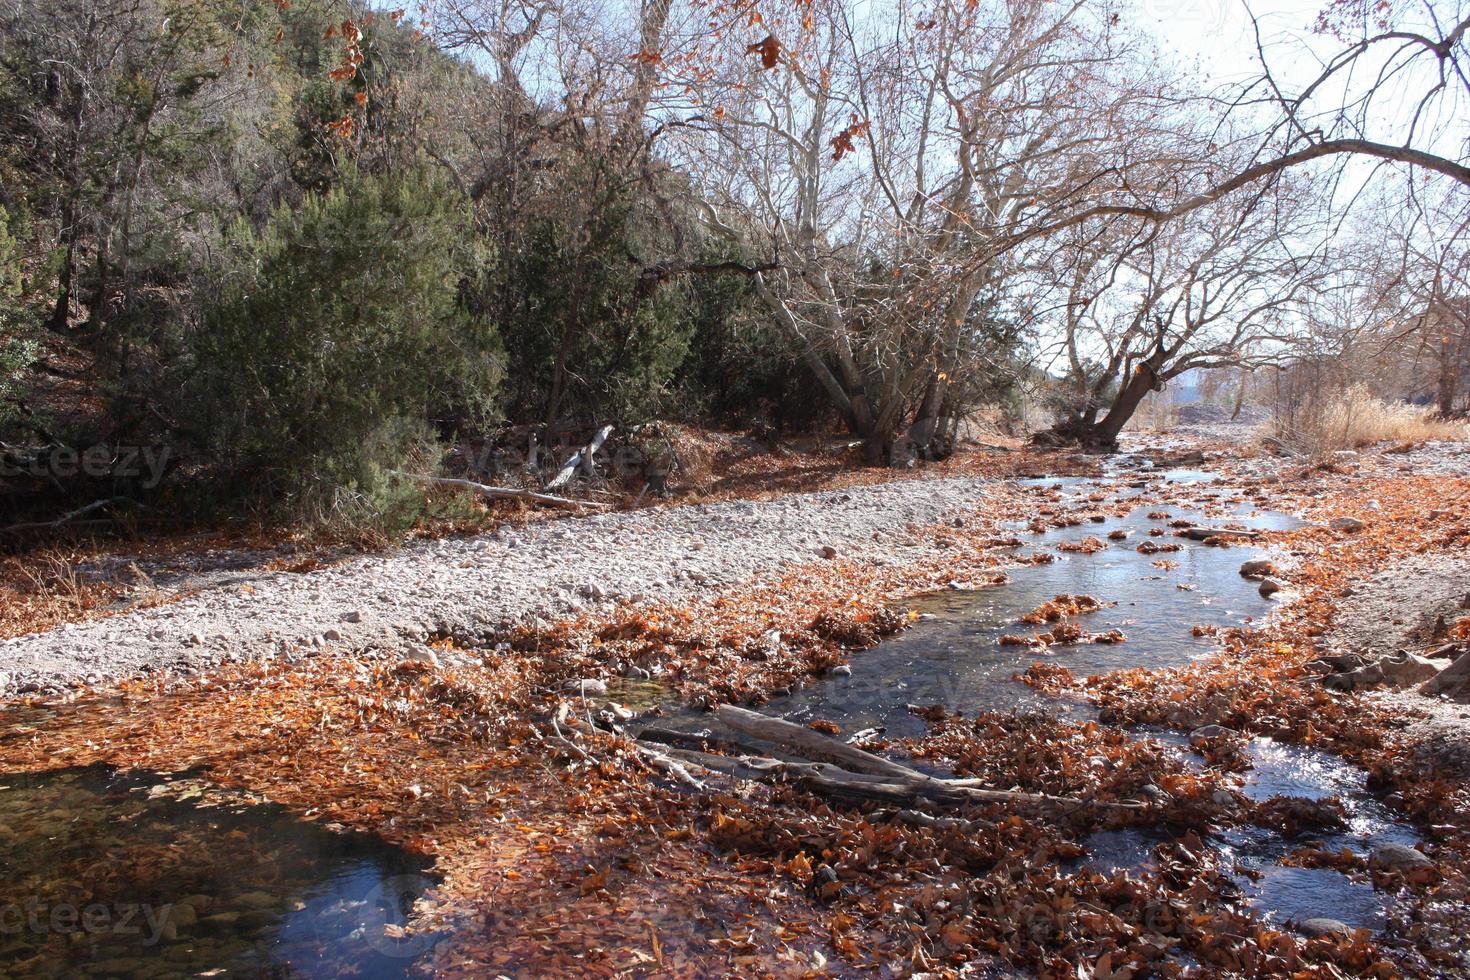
<box><xmin>764</xmin><ymin>495</ymin><xmax>1299</xmax><ymax>739</ymax></box>
<box><xmin>0</xmin><ymin>766</ymin><xmax>436</xmax><ymax>979</ymax></box>
<box><xmin>1090</xmin><ymin>731</ymin><xmax>1420</xmax><ymax>931</ymax></box>
<box><xmin>740</xmin><ymin>471</ymin><xmax>1415</xmax><ymax>936</ymax></box>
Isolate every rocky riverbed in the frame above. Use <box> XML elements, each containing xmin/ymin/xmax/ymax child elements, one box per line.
<box><xmin>0</xmin><ymin>476</ymin><xmax>1004</xmax><ymax>694</ymax></box>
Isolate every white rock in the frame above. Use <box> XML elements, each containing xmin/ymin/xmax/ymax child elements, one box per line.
<box><xmin>401</xmin><ymin>646</ymin><xmax>440</xmax><ymax>668</ymax></box>
<box><xmin>1297</xmin><ymin>917</ymin><xmax>1352</xmax><ymax>938</ymax></box>
<box><xmin>1376</xmin><ymin>651</ymin><xmax>1439</xmax><ymax>687</ymax></box>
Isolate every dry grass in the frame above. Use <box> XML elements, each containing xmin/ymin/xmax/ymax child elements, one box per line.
<box><xmin>1267</xmin><ymin>385</ymin><xmax>1470</xmax><ymax>458</ymax></box>
<box><xmin>1125</xmin><ymin>390</ymin><xmax>1180</xmax><ymax>433</ymax></box>
<box><xmin>0</xmin><ymin>550</ymin><xmax>126</xmax><ymax>640</ymax></box>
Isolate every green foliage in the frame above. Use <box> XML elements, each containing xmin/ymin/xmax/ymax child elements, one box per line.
<box><xmin>673</xmin><ymin>242</ymin><xmax>818</xmax><ymax>428</ymax></box>
<box><xmin>0</xmin><ymin>208</ymin><xmax>38</xmax><ymax>430</ymax></box>
<box><xmin>188</xmin><ymin>167</ymin><xmax>501</xmax><ymax>526</ymax></box>
<box><xmin>492</xmin><ymin>159</ymin><xmax>695</xmax><ymax>427</ymax></box>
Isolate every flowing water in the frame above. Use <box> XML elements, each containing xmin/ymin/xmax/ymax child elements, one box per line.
<box><xmin>737</xmin><ymin>472</ymin><xmax>1420</xmax><ymax>932</ymax></box>
<box><xmin>0</xmin><ymin>766</ymin><xmax>437</xmax><ymax>979</ymax></box>
<box><xmin>765</xmin><ymin>478</ymin><xmax>1299</xmax><ymax>738</ymax></box>
<box><xmin>0</xmin><ymin>469</ymin><xmax>1421</xmax><ymax>977</ymax></box>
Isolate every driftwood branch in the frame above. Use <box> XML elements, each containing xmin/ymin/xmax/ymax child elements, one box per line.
<box><xmin>714</xmin><ymin>704</ymin><xmax>942</xmax><ymax>783</ymax></box>
<box><xmin>642</xmin><ymin>738</ymin><xmax>1133</xmax><ymax>811</ymax></box>
<box><xmin>679</xmin><ymin>706</ymin><xmax>1142</xmax><ymax>812</ymax></box>
<box><xmin>1176</xmin><ymin>526</ymin><xmax>1260</xmax><ymax>541</ymax></box>
<box><xmin>554</xmin><ymin>700</ymin><xmax>1141</xmax><ymax>813</ymax></box>
<box><xmin>395</xmin><ymin>472</ymin><xmax>609</xmax><ymax>511</ymax></box>
<box><xmin>0</xmin><ymin>497</ymin><xmax>136</xmax><ymax>535</ymax></box>
<box><xmin>546</xmin><ymin>425</ymin><xmax>614</xmax><ymax>490</ymax></box>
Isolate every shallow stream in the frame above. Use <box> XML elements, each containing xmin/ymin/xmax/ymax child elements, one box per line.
<box><xmin>729</xmin><ymin>471</ymin><xmax>1419</xmax><ymax>933</ymax></box>
<box><xmin>0</xmin><ymin>469</ymin><xmax>1420</xmax><ymax>977</ymax></box>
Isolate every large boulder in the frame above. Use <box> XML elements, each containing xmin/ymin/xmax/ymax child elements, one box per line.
<box><xmin>1422</xmin><ymin>649</ymin><xmax>1470</xmax><ymax>699</ymax></box>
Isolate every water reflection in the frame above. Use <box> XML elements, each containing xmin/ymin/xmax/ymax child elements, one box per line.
<box><xmin>0</xmin><ymin>766</ymin><xmax>436</xmax><ymax>978</ymax></box>
<box><xmin>765</xmin><ymin>497</ymin><xmax>1298</xmax><ymax>739</ymax></box>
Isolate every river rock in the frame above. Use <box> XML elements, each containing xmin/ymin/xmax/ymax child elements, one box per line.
<box><xmin>1376</xmin><ymin>650</ymin><xmax>1440</xmax><ymax>687</ymax></box>
<box><xmin>1330</xmin><ymin>517</ymin><xmax>1366</xmax><ymax>532</ymax></box>
<box><xmin>231</xmin><ymin>890</ymin><xmax>278</xmax><ymax>911</ymax></box>
<box><xmin>601</xmin><ymin>701</ymin><xmax>635</xmax><ymax>722</ymax></box>
<box><xmin>1239</xmin><ymin>558</ymin><xmax>1275</xmax><ymax>579</ymax></box>
<box><xmin>1297</xmin><ymin>917</ymin><xmax>1352</xmax><ymax>938</ymax></box>
<box><xmin>401</xmin><ymin>646</ymin><xmax>440</xmax><ymax>668</ymax></box>
<box><xmin>1324</xmin><ymin>659</ymin><xmax>1387</xmax><ymax>691</ymax></box>
<box><xmin>179</xmin><ymin>894</ymin><xmax>214</xmax><ymax>913</ymax></box>
<box><xmin>564</xmin><ymin>678</ymin><xmax>608</xmax><ymax>696</ymax></box>
<box><xmin>1369</xmin><ymin>842</ymin><xmax>1433</xmax><ymax>873</ymax></box>
<box><xmin>829</xmin><ymin>664</ymin><xmax>852</xmax><ymax>677</ymax></box>
<box><xmin>1258</xmin><ymin>577</ymin><xmax>1285</xmax><ymax>597</ymax></box>
<box><xmin>1190</xmin><ymin>724</ymin><xmax>1239</xmax><ymax>744</ymax></box>
<box><xmin>1304</xmin><ymin>652</ymin><xmax>1366</xmax><ymax>675</ymax></box>
<box><xmin>1139</xmin><ymin>784</ymin><xmax>1169</xmax><ymax>803</ymax></box>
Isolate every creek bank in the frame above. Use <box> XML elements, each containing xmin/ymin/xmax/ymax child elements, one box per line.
<box><xmin>0</xmin><ymin>476</ymin><xmax>1012</xmax><ymax>695</ymax></box>
<box><xmin>2</xmin><ymin>437</ymin><xmax>1467</xmax><ymax>975</ymax></box>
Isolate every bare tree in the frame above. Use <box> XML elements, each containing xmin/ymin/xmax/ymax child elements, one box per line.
<box><xmin>672</xmin><ymin>0</ymin><xmax>1176</xmax><ymax>462</ymax></box>
<box><xmin>0</xmin><ymin>0</ymin><xmax>230</xmax><ymax>335</ymax></box>
<box><xmin>1041</xmin><ymin>186</ymin><xmax>1327</xmax><ymax>448</ymax></box>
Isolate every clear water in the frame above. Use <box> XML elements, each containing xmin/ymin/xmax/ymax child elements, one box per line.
<box><xmin>763</xmin><ymin>489</ymin><xmax>1299</xmax><ymax>740</ymax></box>
<box><xmin>0</xmin><ymin>766</ymin><xmax>437</xmax><ymax>978</ymax></box>
<box><xmin>1117</xmin><ymin>730</ymin><xmax>1421</xmax><ymax>931</ymax></box>
<box><xmin>718</xmin><ymin>474</ymin><xmax>1418</xmax><ymax>933</ymax></box>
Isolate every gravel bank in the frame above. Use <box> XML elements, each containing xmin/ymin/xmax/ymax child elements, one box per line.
<box><xmin>1</xmin><ymin>475</ymin><xmax>1002</xmax><ymax>694</ymax></box>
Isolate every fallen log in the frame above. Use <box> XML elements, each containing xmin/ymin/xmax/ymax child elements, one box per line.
<box><xmin>395</xmin><ymin>472</ymin><xmax>609</xmax><ymax>511</ymax></box>
<box><xmin>644</xmin><ymin>740</ymin><xmax>1134</xmax><ymax>811</ymax></box>
<box><xmin>714</xmin><ymin>704</ymin><xmax>940</xmax><ymax>784</ymax></box>
<box><xmin>0</xmin><ymin>496</ymin><xmax>136</xmax><ymax>534</ymax></box>
<box><xmin>704</xmin><ymin>706</ymin><xmax>1143</xmax><ymax>812</ymax></box>
<box><xmin>547</xmin><ymin>425</ymin><xmax>614</xmax><ymax>490</ymax></box>
<box><xmin>1176</xmin><ymin>526</ymin><xmax>1260</xmax><ymax>541</ymax></box>
<box><xmin>638</xmin><ymin>725</ymin><xmax>766</xmax><ymax>757</ymax></box>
